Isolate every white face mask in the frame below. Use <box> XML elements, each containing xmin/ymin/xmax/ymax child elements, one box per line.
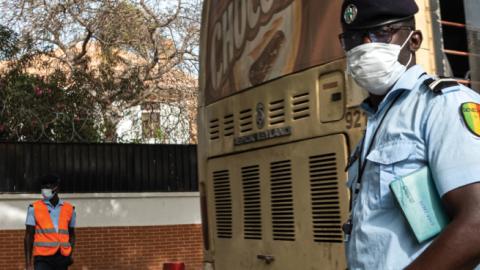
<box><xmin>346</xmin><ymin>31</ymin><xmax>414</xmax><ymax>95</ymax></box>
<box><xmin>41</xmin><ymin>188</ymin><xmax>55</xmax><ymax>200</ymax></box>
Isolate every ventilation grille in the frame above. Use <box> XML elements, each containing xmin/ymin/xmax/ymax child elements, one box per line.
<box><xmin>239</xmin><ymin>109</ymin><xmax>253</xmax><ymax>133</ymax></box>
<box><xmin>223</xmin><ymin>114</ymin><xmax>234</xmax><ymax>137</ymax></box>
<box><xmin>292</xmin><ymin>92</ymin><xmax>310</xmax><ymax>120</ymax></box>
<box><xmin>242</xmin><ymin>165</ymin><xmax>262</xmax><ymax>240</ymax></box>
<box><xmin>209</xmin><ymin>118</ymin><xmax>220</xmax><ymax>140</ymax></box>
<box><xmin>309</xmin><ymin>153</ymin><xmax>343</xmax><ymax>243</ymax></box>
<box><xmin>270</xmin><ymin>160</ymin><xmax>295</xmax><ymax>241</ymax></box>
<box><xmin>269</xmin><ymin>99</ymin><xmax>285</xmax><ymax>125</ymax></box>
<box><xmin>213</xmin><ymin>170</ymin><xmax>232</xmax><ymax>238</ymax></box>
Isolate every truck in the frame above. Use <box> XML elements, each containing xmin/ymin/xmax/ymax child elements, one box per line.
<box><xmin>197</xmin><ymin>0</ymin><xmax>480</xmax><ymax>269</ymax></box>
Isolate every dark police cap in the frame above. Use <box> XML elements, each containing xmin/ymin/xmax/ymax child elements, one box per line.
<box><xmin>341</xmin><ymin>0</ymin><xmax>419</xmax><ymax>30</ymax></box>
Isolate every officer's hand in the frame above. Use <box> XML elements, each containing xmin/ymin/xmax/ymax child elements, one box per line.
<box><xmin>68</xmin><ymin>255</ymin><xmax>74</xmax><ymax>266</ymax></box>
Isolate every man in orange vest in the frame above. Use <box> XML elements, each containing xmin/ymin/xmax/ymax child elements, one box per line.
<box><xmin>24</xmin><ymin>175</ymin><xmax>76</xmax><ymax>270</ymax></box>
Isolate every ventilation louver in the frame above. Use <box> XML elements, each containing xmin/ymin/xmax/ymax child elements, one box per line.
<box><xmin>239</xmin><ymin>109</ymin><xmax>253</xmax><ymax>133</ymax></box>
<box><xmin>223</xmin><ymin>114</ymin><xmax>234</xmax><ymax>137</ymax></box>
<box><xmin>292</xmin><ymin>92</ymin><xmax>310</xmax><ymax>120</ymax></box>
<box><xmin>270</xmin><ymin>160</ymin><xmax>295</xmax><ymax>241</ymax></box>
<box><xmin>209</xmin><ymin>118</ymin><xmax>220</xmax><ymax>140</ymax></box>
<box><xmin>269</xmin><ymin>99</ymin><xmax>285</xmax><ymax>125</ymax></box>
<box><xmin>242</xmin><ymin>165</ymin><xmax>262</xmax><ymax>240</ymax></box>
<box><xmin>213</xmin><ymin>170</ymin><xmax>232</xmax><ymax>238</ymax></box>
<box><xmin>309</xmin><ymin>153</ymin><xmax>343</xmax><ymax>243</ymax></box>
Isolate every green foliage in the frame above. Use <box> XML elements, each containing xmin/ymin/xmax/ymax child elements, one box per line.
<box><xmin>0</xmin><ymin>25</ymin><xmax>18</xmax><ymax>60</ymax></box>
<box><xmin>0</xmin><ymin>68</ymin><xmax>102</xmax><ymax>142</ymax></box>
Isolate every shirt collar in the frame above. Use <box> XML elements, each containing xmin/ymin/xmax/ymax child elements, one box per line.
<box><xmin>361</xmin><ymin>65</ymin><xmax>427</xmax><ymax>116</ymax></box>
<box><xmin>390</xmin><ymin>65</ymin><xmax>427</xmax><ymax>92</ymax></box>
<box><xmin>43</xmin><ymin>198</ymin><xmax>64</xmax><ymax>207</ymax></box>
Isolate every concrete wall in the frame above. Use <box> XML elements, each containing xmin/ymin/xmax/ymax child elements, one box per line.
<box><xmin>0</xmin><ymin>192</ymin><xmax>201</xmax><ymax>229</ymax></box>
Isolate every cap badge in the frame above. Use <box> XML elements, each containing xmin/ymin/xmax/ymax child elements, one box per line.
<box><xmin>344</xmin><ymin>4</ymin><xmax>358</xmax><ymax>24</ymax></box>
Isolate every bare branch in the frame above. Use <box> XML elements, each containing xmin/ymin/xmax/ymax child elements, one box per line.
<box><xmin>73</xmin><ymin>30</ymin><xmax>92</xmax><ymax>65</ymax></box>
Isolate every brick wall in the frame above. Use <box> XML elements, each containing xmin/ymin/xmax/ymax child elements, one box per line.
<box><xmin>0</xmin><ymin>224</ymin><xmax>203</xmax><ymax>270</ymax></box>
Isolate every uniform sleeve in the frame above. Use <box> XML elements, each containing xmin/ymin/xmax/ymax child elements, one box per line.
<box><xmin>25</xmin><ymin>206</ymin><xmax>35</xmax><ymax>226</ymax></box>
<box><xmin>424</xmin><ymin>89</ymin><xmax>480</xmax><ymax>197</ymax></box>
<box><xmin>69</xmin><ymin>208</ymin><xmax>76</xmax><ymax>228</ymax></box>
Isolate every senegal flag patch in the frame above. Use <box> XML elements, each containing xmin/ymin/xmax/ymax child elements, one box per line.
<box><xmin>461</xmin><ymin>102</ymin><xmax>480</xmax><ymax>136</ymax></box>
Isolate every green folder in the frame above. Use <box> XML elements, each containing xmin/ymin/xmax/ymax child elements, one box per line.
<box><xmin>389</xmin><ymin>167</ymin><xmax>450</xmax><ymax>243</ymax></box>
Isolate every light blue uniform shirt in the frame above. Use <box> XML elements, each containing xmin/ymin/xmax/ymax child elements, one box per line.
<box><xmin>346</xmin><ymin>65</ymin><xmax>480</xmax><ymax>270</ymax></box>
<box><xmin>26</xmin><ymin>199</ymin><xmax>76</xmax><ymax>231</ymax></box>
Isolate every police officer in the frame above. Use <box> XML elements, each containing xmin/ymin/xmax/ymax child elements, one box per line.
<box><xmin>339</xmin><ymin>0</ymin><xmax>480</xmax><ymax>269</ymax></box>
<box><xmin>24</xmin><ymin>175</ymin><xmax>76</xmax><ymax>270</ymax></box>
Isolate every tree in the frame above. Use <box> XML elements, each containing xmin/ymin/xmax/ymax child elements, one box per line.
<box><xmin>1</xmin><ymin>0</ymin><xmax>200</xmax><ymax>143</ymax></box>
<box><xmin>0</xmin><ymin>25</ymin><xmax>18</xmax><ymax>60</ymax></box>
<box><xmin>0</xmin><ymin>24</ymin><xmax>101</xmax><ymax>142</ymax></box>
<box><xmin>0</xmin><ymin>68</ymin><xmax>103</xmax><ymax>142</ymax></box>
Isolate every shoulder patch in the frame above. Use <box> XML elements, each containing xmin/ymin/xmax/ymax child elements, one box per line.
<box><xmin>460</xmin><ymin>102</ymin><xmax>480</xmax><ymax>137</ymax></box>
<box><xmin>427</xmin><ymin>78</ymin><xmax>460</xmax><ymax>94</ymax></box>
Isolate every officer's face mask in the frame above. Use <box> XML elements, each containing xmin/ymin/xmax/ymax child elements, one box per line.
<box><xmin>41</xmin><ymin>187</ymin><xmax>57</xmax><ymax>200</ymax></box>
<box><xmin>346</xmin><ymin>31</ymin><xmax>414</xmax><ymax>95</ymax></box>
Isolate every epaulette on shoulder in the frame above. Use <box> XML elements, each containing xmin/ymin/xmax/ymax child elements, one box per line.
<box><xmin>29</xmin><ymin>204</ymin><xmax>33</xmax><ymax>207</ymax></box>
<box><xmin>424</xmin><ymin>78</ymin><xmax>460</xmax><ymax>94</ymax></box>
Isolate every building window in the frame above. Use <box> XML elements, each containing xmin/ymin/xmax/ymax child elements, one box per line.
<box><xmin>142</xmin><ymin>111</ymin><xmax>161</xmax><ymax>139</ymax></box>
<box><xmin>140</xmin><ymin>102</ymin><xmax>190</xmax><ymax>143</ymax></box>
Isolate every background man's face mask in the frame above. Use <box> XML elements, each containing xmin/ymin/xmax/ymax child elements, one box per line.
<box><xmin>346</xmin><ymin>31</ymin><xmax>414</xmax><ymax>95</ymax></box>
<box><xmin>41</xmin><ymin>187</ymin><xmax>57</xmax><ymax>200</ymax></box>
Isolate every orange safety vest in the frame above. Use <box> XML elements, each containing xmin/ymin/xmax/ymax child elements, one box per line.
<box><xmin>32</xmin><ymin>200</ymin><xmax>73</xmax><ymax>256</ymax></box>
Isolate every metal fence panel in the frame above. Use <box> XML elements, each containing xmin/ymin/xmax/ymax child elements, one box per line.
<box><xmin>0</xmin><ymin>142</ymin><xmax>198</xmax><ymax>193</ymax></box>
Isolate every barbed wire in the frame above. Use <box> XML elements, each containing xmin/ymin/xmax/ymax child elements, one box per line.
<box><xmin>0</xmin><ymin>106</ymin><xmax>101</xmax><ymax>142</ymax></box>
<box><xmin>0</xmin><ymin>101</ymin><xmax>198</xmax><ymax>144</ymax></box>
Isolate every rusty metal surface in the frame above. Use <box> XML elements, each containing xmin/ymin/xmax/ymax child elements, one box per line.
<box><xmin>202</xmin><ymin>0</ymin><xmax>344</xmax><ymax>104</ymax></box>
